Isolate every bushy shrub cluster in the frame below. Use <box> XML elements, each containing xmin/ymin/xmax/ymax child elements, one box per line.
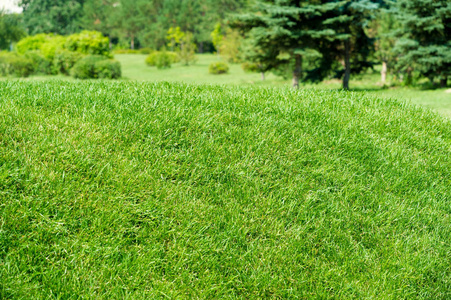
<box><xmin>65</xmin><ymin>31</ymin><xmax>111</xmax><ymax>57</ymax></box>
<box><xmin>0</xmin><ymin>52</ymin><xmax>34</xmax><ymax>77</ymax></box>
<box><xmin>209</xmin><ymin>61</ymin><xmax>229</xmax><ymax>74</ymax></box>
<box><xmin>2</xmin><ymin>31</ymin><xmax>121</xmax><ymax>79</ymax></box>
<box><xmin>71</xmin><ymin>55</ymin><xmax>121</xmax><ymax>79</ymax></box>
<box><xmin>145</xmin><ymin>51</ymin><xmax>179</xmax><ymax>69</ymax></box>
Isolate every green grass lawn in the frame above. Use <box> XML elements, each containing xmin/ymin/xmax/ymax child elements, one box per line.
<box><xmin>116</xmin><ymin>54</ymin><xmax>451</xmax><ymax>118</ymax></box>
<box><xmin>1</xmin><ymin>80</ymin><xmax>451</xmax><ymax>298</ymax></box>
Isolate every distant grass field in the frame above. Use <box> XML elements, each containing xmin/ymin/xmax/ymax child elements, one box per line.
<box><xmin>1</xmin><ymin>80</ymin><xmax>451</xmax><ymax>298</ymax></box>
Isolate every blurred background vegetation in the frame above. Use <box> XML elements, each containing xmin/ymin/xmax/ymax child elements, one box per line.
<box><xmin>0</xmin><ymin>0</ymin><xmax>450</xmax><ymax>90</ymax></box>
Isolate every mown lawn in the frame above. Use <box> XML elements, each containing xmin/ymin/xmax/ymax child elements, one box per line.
<box><xmin>1</xmin><ymin>80</ymin><xmax>451</xmax><ymax>298</ymax></box>
<box><xmin>117</xmin><ymin>54</ymin><xmax>451</xmax><ymax>118</ymax></box>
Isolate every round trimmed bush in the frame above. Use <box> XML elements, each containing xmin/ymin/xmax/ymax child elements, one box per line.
<box><xmin>70</xmin><ymin>55</ymin><xmax>121</xmax><ymax>79</ymax></box>
<box><xmin>94</xmin><ymin>60</ymin><xmax>121</xmax><ymax>79</ymax></box>
<box><xmin>209</xmin><ymin>61</ymin><xmax>229</xmax><ymax>74</ymax></box>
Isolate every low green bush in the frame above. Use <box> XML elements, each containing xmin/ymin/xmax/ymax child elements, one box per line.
<box><xmin>0</xmin><ymin>52</ymin><xmax>34</xmax><ymax>77</ymax></box>
<box><xmin>71</xmin><ymin>55</ymin><xmax>121</xmax><ymax>79</ymax></box>
<box><xmin>209</xmin><ymin>61</ymin><xmax>229</xmax><ymax>74</ymax></box>
<box><xmin>139</xmin><ymin>48</ymin><xmax>154</xmax><ymax>54</ymax></box>
<box><xmin>53</xmin><ymin>50</ymin><xmax>83</xmax><ymax>75</ymax></box>
<box><xmin>94</xmin><ymin>60</ymin><xmax>121</xmax><ymax>79</ymax></box>
<box><xmin>145</xmin><ymin>51</ymin><xmax>179</xmax><ymax>68</ymax></box>
<box><xmin>24</xmin><ymin>50</ymin><xmax>55</xmax><ymax>75</ymax></box>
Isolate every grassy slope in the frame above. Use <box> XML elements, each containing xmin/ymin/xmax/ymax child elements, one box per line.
<box><xmin>1</xmin><ymin>80</ymin><xmax>451</xmax><ymax>299</ymax></box>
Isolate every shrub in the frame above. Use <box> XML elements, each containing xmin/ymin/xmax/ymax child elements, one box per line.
<box><xmin>0</xmin><ymin>52</ymin><xmax>34</xmax><ymax>77</ymax></box>
<box><xmin>53</xmin><ymin>50</ymin><xmax>83</xmax><ymax>75</ymax></box>
<box><xmin>24</xmin><ymin>51</ymin><xmax>55</xmax><ymax>75</ymax></box>
<box><xmin>242</xmin><ymin>62</ymin><xmax>260</xmax><ymax>73</ymax></box>
<box><xmin>40</xmin><ymin>35</ymin><xmax>66</xmax><ymax>60</ymax></box>
<box><xmin>16</xmin><ymin>34</ymin><xmax>66</xmax><ymax>61</ymax></box>
<box><xmin>70</xmin><ymin>55</ymin><xmax>121</xmax><ymax>79</ymax></box>
<box><xmin>65</xmin><ymin>31</ymin><xmax>111</xmax><ymax>57</ymax></box>
<box><xmin>145</xmin><ymin>51</ymin><xmax>178</xmax><ymax>69</ymax></box>
<box><xmin>139</xmin><ymin>48</ymin><xmax>154</xmax><ymax>54</ymax></box>
<box><xmin>209</xmin><ymin>61</ymin><xmax>229</xmax><ymax>74</ymax></box>
<box><xmin>94</xmin><ymin>60</ymin><xmax>121</xmax><ymax>79</ymax></box>
<box><xmin>15</xmin><ymin>34</ymin><xmax>48</xmax><ymax>54</ymax></box>
<box><xmin>71</xmin><ymin>55</ymin><xmax>106</xmax><ymax>79</ymax></box>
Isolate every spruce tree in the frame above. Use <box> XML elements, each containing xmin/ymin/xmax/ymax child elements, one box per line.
<box><xmin>233</xmin><ymin>0</ymin><xmax>379</xmax><ymax>89</ymax></box>
<box><xmin>232</xmin><ymin>1</ymin><xmax>324</xmax><ymax>88</ymax></box>
<box><xmin>393</xmin><ymin>0</ymin><xmax>451</xmax><ymax>87</ymax></box>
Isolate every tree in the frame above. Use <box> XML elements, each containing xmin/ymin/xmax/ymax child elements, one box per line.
<box><xmin>313</xmin><ymin>0</ymin><xmax>380</xmax><ymax>90</ymax></box>
<box><xmin>19</xmin><ymin>0</ymin><xmax>85</xmax><ymax>35</ymax></box>
<box><xmin>367</xmin><ymin>10</ymin><xmax>399</xmax><ymax>84</ymax></box>
<box><xmin>178</xmin><ymin>32</ymin><xmax>197</xmax><ymax>65</ymax></box>
<box><xmin>219</xmin><ymin>28</ymin><xmax>242</xmax><ymax>63</ymax></box>
<box><xmin>393</xmin><ymin>0</ymin><xmax>451</xmax><ymax>87</ymax></box>
<box><xmin>233</xmin><ymin>1</ymin><xmax>324</xmax><ymax>88</ymax></box>
<box><xmin>80</xmin><ymin>0</ymin><xmax>116</xmax><ymax>48</ymax></box>
<box><xmin>0</xmin><ymin>11</ymin><xmax>25</xmax><ymax>50</ymax></box>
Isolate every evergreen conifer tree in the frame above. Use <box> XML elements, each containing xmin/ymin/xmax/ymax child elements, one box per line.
<box><xmin>393</xmin><ymin>0</ymin><xmax>451</xmax><ymax>87</ymax></box>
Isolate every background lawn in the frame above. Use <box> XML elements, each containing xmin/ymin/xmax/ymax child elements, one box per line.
<box><xmin>119</xmin><ymin>54</ymin><xmax>451</xmax><ymax>118</ymax></box>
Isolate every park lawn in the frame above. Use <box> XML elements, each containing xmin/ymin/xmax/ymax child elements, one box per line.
<box><xmin>116</xmin><ymin>53</ymin><xmax>451</xmax><ymax>118</ymax></box>
<box><xmin>1</xmin><ymin>80</ymin><xmax>451</xmax><ymax>298</ymax></box>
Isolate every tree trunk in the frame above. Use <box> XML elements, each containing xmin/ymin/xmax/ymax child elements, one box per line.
<box><xmin>261</xmin><ymin>72</ymin><xmax>265</xmax><ymax>81</ymax></box>
<box><xmin>130</xmin><ymin>34</ymin><xmax>135</xmax><ymax>50</ymax></box>
<box><xmin>381</xmin><ymin>61</ymin><xmax>387</xmax><ymax>84</ymax></box>
<box><xmin>343</xmin><ymin>39</ymin><xmax>351</xmax><ymax>90</ymax></box>
<box><xmin>199</xmin><ymin>41</ymin><xmax>204</xmax><ymax>54</ymax></box>
<box><xmin>441</xmin><ymin>77</ymin><xmax>447</xmax><ymax>88</ymax></box>
<box><xmin>292</xmin><ymin>54</ymin><xmax>302</xmax><ymax>89</ymax></box>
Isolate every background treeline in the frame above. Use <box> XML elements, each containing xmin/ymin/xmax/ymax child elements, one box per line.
<box><xmin>0</xmin><ymin>0</ymin><xmax>450</xmax><ymax>88</ymax></box>
<box><xmin>18</xmin><ymin>0</ymin><xmax>251</xmax><ymax>51</ymax></box>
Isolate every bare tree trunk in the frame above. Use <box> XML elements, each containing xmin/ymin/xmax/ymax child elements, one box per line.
<box><xmin>343</xmin><ymin>39</ymin><xmax>351</xmax><ymax>90</ymax></box>
<box><xmin>199</xmin><ymin>41</ymin><xmax>204</xmax><ymax>54</ymax></box>
<box><xmin>292</xmin><ymin>54</ymin><xmax>302</xmax><ymax>89</ymax></box>
<box><xmin>261</xmin><ymin>72</ymin><xmax>265</xmax><ymax>81</ymax></box>
<box><xmin>381</xmin><ymin>61</ymin><xmax>387</xmax><ymax>84</ymax></box>
<box><xmin>441</xmin><ymin>77</ymin><xmax>447</xmax><ymax>88</ymax></box>
<box><xmin>130</xmin><ymin>34</ymin><xmax>135</xmax><ymax>50</ymax></box>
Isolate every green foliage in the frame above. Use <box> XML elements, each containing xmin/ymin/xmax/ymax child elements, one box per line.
<box><xmin>65</xmin><ymin>31</ymin><xmax>111</xmax><ymax>57</ymax></box>
<box><xmin>15</xmin><ymin>33</ymin><xmax>49</xmax><ymax>54</ymax></box>
<box><xmin>209</xmin><ymin>61</ymin><xmax>229</xmax><ymax>74</ymax></box>
<box><xmin>211</xmin><ymin>22</ymin><xmax>224</xmax><ymax>52</ymax></box>
<box><xmin>24</xmin><ymin>50</ymin><xmax>55</xmax><ymax>75</ymax></box>
<box><xmin>19</xmin><ymin>0</ymin><xmax>84</xmax><ymax>35</ymax></box>
<box><xmin>178</xmin><ymin>32</ymin><xmax>197</xmax><ymax>66</ymax></box>
<box><xmin>393</xmin><ymin>0</ymin><xmax>451</xmax><ymax>86</ymax></box>
<box><xmin>113</xmin><ymin>49</ymin><xmax>141</xmax><ymax>54</ymax></box>
<box><xmin>166</xmin><ymin>26</ymin><xmax>185</xmax><ymax>51</ymax></box>
<box><xmin>71</xmin><ymin>55</ymin><xmax>121</xmax><ymax>79</ymax></box>
<box><xmin>139</xmin><ymin>48</ymin><xmax>153</xmax><ymax>55</ymax></box>
<box><xmin>94</xmin><ymin>60</ymin><xmax>122</xmax><ymax>79</ymax></box>
<box><xmin>145</xmin><ymin>51</ymin><xmax>179</xmax><ymax>68</ymax></box>
<box><xmin>241</xmin><ymin>61</ymin><xmax>262</xmax><ymax>73</ymax></box>
<box><xmin>53</xmin><ymin>50</ymin><xmax>83</xmax><ymax>75</ymax></box>
<box><xmin>219</xmin><ymin>28</ymin><xmax>242</xmax><ymax>63</ymax></box>
<box><xmin>0</xmin><ymin>12</ymin><xmax>25</xmax><ymax>50</ymax></box>
<box><xmin>0</xmin><ymin>52</ymin><xmax>34</xmax><ymax>77</ymax></box>
<box><xmin>2</xmin><ymin>80</ymin><xmax>451</xmax><ymax>298</ymax></box>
